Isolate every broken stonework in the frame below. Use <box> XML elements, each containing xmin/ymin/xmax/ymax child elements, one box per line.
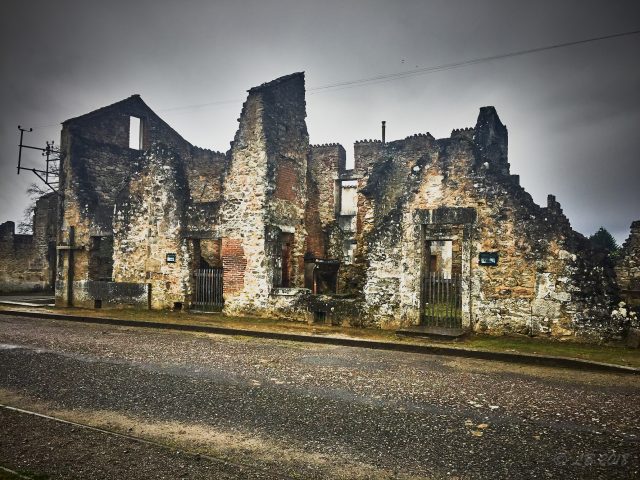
<box><xmin>53</xmin><ymin>94</ymin><xmax>224</xmax><ymax>308</ymax></box>
<box><xmin>616</xmin><ymin>221</ymin><xmax>640</xmax><ymax>309</ymax></box>
<box><xmin>3</xmin><ymin>72</ymin><xmax>633</xmax><ymax>341</ymax></box>
<box><xmin>351</xmin><ymin>107</ymin><xmax>619</xmax><ymax>338</ymax></box>
<box><xmin>0</xmin><ymin>193</ymin><xmax>59</xmax><ymax>293</ymax></box>
<box><xmin>218</xmin><ymin>73</ymin><xmax>309</xmax><ymax>315</ymax></box>
<box><xmin>113</xmin><ymin>144</ymin><xmax>193</xmax><ymax>309</ymax></box>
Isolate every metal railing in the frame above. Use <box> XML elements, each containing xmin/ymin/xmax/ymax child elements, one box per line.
<box><xmin>193</xmin><ymin>268</ymin><xmax>224</xmax><ymax>311</ymax></box>
<box><xmin>422</xmin><ymin>272</ymin><xmax>462</xmax><ymax>328</ymax></box>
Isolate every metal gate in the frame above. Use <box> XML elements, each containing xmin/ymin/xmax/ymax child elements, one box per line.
<box><xmin>193</xmin><ymin>268</ymin><xmax>224</xmax><ymax>311</ymax></box>
<box><xmin>421</xmin><ymin>272</ymin><xmax>462</xmax><ymax>328</ymax></box>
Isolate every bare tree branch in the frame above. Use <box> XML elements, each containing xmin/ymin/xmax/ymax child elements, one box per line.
<box><xmin>17</xmin><ymin>183</ymin><xmax>50</xmax><ymax>234</ymax></box>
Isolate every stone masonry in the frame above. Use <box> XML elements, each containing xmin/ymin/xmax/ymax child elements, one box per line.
<box><xmin>616</xmin><ymin>221</ymin><xmax>640</xmax><ymax>307</ymax></box>
<box><xmin>0</xmin><ymin>193</ymin><xmax>59</xmax><ymax>293</ymax></box>
<box><xmin>350</xmin><ymin>111</ymin><xmax>619</xmax><ymax>337</ymax></box>
<box><xmin>54</xmin><ymin>94</ymin><xmax>224</xmax><ymax>309</ymax></box>
<box><xmin>2</xmin><ymin>72</ymin><xmax>636</xmax><ymax>341</ymax></box>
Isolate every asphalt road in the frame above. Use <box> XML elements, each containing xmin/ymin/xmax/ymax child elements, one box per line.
<box><xmin>0</xmin><ymin>314</ymin><xmax>638</xmax><ymax>479</ymax></box>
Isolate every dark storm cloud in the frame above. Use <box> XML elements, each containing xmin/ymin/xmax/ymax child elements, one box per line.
<box><xmin>1</xmin><ymin>0</ymin><xmax>639</xmax><ymax>242</ymax></box>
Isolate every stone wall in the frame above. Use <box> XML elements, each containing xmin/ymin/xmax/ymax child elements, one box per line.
<box><xmin>72</xmin><ymin>280</ymin><xmax>149</xmax><ymax>309</ymax></box>
<box><xmin>306</xmin><ymin>144</ymin><xmax>344</xmax><ymax>258</ymax></box>
<box><xmin>352</xmin><ymin>108</ymin><xmax>618</xmax><ymax>338</ymax></box>
<box><xmin>56</xmin><ymin>95</ymin><xmax>224</xmax><ymax>307</ymax></box>
<box><xmin>0</xmin><ymin>193</ymin><xmax>59</xmax><ymax>293</ymax></box>
<box><xmin>36</xmin><ymin>71</ymin><xmax>628</xmax><ymax>340</ymax></box>
<box><xmin>0</xmin><ymin>222</ymin><xmax>39</xmax><ymax>292</ymax></box>
<box><xmin>217</xmin><ymin>84</ymin><xmax>270</xmax><ymax>312</ymax></box>
<box><xmin>112</xmin><ymin>145</ymin><xmax>193</xmax><ymax>310</ymax></box>
<box><xmin>262</xmin><ymin>73</ymin><xmax>310</xmax><ymax>289</ymax></box>
<box><xmin>219</xmin><ymin>73</ymin><xmax>310</xmax><ymax>315</ymax></box>
<box><xmin>616</xmin><ymin>221</ymin><xmax>640</xmax><ymax>307</ymax></box>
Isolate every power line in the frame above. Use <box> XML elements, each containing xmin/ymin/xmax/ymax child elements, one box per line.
<box><xmin>159</xmin><ymin>98</ymin><xmax>243</xmax><ymax>112</ymax></box>
<box><xmin>30</xmin><ymin>27</ymin><xmax>640</xmax><ymax>129</ymax></box>
<box><xmin>307</xmin><ymin>28</ymin><xmax>640</xmax><ymax>93</ymax></box>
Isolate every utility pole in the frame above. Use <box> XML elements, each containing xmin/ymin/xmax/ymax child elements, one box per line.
<box><xmin>16</xmin><ymin>125</ymin><xmax>61</xmax><ymax>195</ymax></box>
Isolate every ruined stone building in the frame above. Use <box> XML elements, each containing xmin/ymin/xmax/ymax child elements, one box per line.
<box><xmin>3</xmin><ymin>72</ymin><xmax>639</xmax><ymax>338</ymax></box>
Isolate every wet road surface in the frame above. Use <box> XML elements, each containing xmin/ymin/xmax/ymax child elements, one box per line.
<box><xmin>0</xmin><ymin>315</ymin><xmax>638</xmax><ymax>479</ymax></box>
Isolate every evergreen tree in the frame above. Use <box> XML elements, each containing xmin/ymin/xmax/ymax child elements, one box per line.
<box><xmin>589</xmin><ymin>227</ymin><xmax>619</xmax><ymax>255</ymax></box>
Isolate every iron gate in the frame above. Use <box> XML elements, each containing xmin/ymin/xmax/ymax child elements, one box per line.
<box><xmin>193</xmin><ymin>268</ymin><xmax>224</xmax><ymax>311</ymax></box>
<box><xmin>421</xmin><ymin>272</ymin><xmax>462</xmax><ymax>328</ymax></box>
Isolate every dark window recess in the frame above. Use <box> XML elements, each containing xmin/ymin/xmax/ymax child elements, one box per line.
<box><xmin>94</xmin><ymin>299</ymin><xmax>102</xmax><ymax>309</ymax></box>
<box><xmin>88</xmin><ymin>236</ymin><xmax>114</xmax><ymax>281</ymax></box>
<box><xmin>273</xmin><ymin>232</ymin><xmax>294</xmax><ymax>288</ymax></box>
<box><xmin>314</xmin><ymin>311</ymin><xmax>327</xmax><ymax>323</ymax></box>
<box><xmin>429</xmin><ymin>254</ymin><xmax>438</xmax><ymax>273</ymax></box>
<box><xmin>304</xmin><ymin>257</ymin><xmax>339</xmax><ymax>294</ymax></box>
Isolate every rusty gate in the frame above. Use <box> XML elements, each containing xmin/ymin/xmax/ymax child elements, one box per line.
<box><xmin>421</xmin><ymin>272</ymin><xmax>462</xmax><ymax>328</ymax></box>
<box><xmin>193</xmin><ymin>268</ymin><xmax>224</xmax><ymax>311</ymax></box>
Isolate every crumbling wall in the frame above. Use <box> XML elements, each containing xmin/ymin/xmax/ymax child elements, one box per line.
<box><xmin>218</xmin><ymin>86</ymin><xmax>270</xmax><ymax>311</ymax></box>
<box><xmin>56</xmin><ymin>95</ymin><xmax>225</xmax><ymax>307</ymax></box>
<box><xmin>0</xmin><ymin>222</ymin><xmax>38</xmax><ymax>292</ymax></box>
<box><xmin>263</xmin><ymin>73</ymin><xmax>310</xmax><ymax>288</ymax></box>
<box><xmin>42</xmin><ymin>72</ymin><xmax>625</xmax><ymax>339</ymax></box>
<box><xmin>306</xmin><ymin>144</ymin><xmax>344</xmax><ymax>258</ymax></box>
<box><xmin>72</xmin><ymin>280</ymin><xmax>150</xmax><ymax>309</ymax></box>
<box><xmin>112</xmin><ymin>144</ymin><xmax>192</xmax><ymax>310</ymax></box>
<box><xmin>353</xmin><ymin>134</ymin><xmax>436</xmax><ymax>327</ymax></box>
<box><xmin>219</xmin><ymin>72</ymin><xmax>310</xmax><ymax>316</ymax></box>
<box><xmin>353</xmin><ymin>108</ymin><xmax>617</xmax><ymax>337</ymax></box>
<box><xmin>616</xmin><ymin>221</ymin><xmax>640</xmax><ymax>307</ymax></box>
<box><xmin>186</xmin><ymin>150</ymin><xmax>227</xmax><ymax>203</ymax></box>
<box><xmin>0</xmin><ymin>193</ymin><xmax>59</xmax><ymax>293</ymax></box>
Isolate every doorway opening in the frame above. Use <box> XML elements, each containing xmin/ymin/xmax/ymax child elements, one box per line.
<box><xmin>421</xmin><ymin>238</ymin><xmax>462</xmax><ymax>328</ymax></box>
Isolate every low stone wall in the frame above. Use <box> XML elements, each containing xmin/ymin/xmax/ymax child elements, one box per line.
<box><xmin>230</xmin><ymin>287</ymin><xmax>362</xmax><ymax>325</ymax></box>
<box><xmin>0</xmin><ymin>193</ymin><xmax>59</xmax><ymax>293</ymax></box>
<box><xmin>265</xmin><ymin>288</ymin><xmax>311</xmax><ymax>322</ymax></box>
<box><xmin>0</xmin><ymin>226</ymin><xmax>41</xmax><ymax>292</ymax></box>
<box><xmin>71</xmin><ymin>280</ymin><xmax>150</xmax><ymax>309</ymax></box>
<box><xmin>306</xmin><ymin>294</ymin><xmax>362</xmax><ymax>326</ymax></box>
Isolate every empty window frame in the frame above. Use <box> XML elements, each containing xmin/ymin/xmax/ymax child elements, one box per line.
<box><xmin>339</xmin><ymin>180</ymin><xmax>358</xmax><ymax>216</ymax></box>
<box><xmin>129</xmin><ymin>116</ymin><xmax>142</xmax><ymax>150</ymax></box>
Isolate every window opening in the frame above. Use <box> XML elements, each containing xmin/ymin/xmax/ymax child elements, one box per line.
<box><xmin>339</xmin><ymin>180</ymin><xmax>357</xmax><ymax>216</ymax></box>
<box><xmin>129</xmin><ymin>116</ymin><xmax>142</xmax><ymax>150</ymax></box>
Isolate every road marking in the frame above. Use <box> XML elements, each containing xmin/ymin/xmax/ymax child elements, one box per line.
<box><xmin>0</xmin><ymin>465</ymin><xmax>32</xmax><ymax>479</ymax></box>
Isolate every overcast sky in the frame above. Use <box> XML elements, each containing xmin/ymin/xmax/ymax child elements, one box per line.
<box><xmin>1</xmin><ymin>0</ymin><xmax>638</xmax><ymax>242</ymax></box>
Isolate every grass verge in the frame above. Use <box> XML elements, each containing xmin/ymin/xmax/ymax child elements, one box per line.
<box><xmin>1</xmin><ymin>304</ymin><xmax>639</xmax><ymax>369</ymax></box>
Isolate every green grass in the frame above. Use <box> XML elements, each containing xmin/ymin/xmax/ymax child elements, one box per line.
<box><xmin>423</xmin><ymin>303</ymin><xmax>461</xmax><ymax>318</ymax></box>
<box><xmin>461</xmin><ymin>334</ymin><xmax>640</xmax><ymax>368</ymax></box>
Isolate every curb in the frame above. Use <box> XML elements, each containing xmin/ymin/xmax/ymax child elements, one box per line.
<box><xmin>1</xmin><ymin>309</ymin><xmax>638</xmax><ymax>375</ymax></box>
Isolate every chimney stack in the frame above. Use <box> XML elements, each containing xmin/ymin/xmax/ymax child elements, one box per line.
<box><xmin>382</xmin><ymin>121</ymin><xmax>386</xmax><ymax>144</ymax></box>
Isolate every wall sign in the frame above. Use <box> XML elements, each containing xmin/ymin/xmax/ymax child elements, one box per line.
<box><xmin>166</xmin><ymin>253</ymin><xmax>177</xmax><ymax>263</ymax></box>
<box><xmin>479</xmin><ymin>252</ymin><xmax>498</xmax><ymax>266</ymax></box>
